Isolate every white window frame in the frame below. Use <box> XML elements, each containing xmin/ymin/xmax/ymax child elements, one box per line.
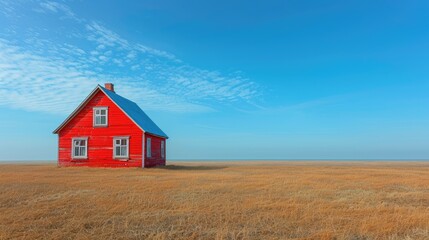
<box><xmin>72</xmin><ymin>137</ymin><xmax>88</xmax><ymax>159</ymax></box>
<box><xmin>161</xmin><ymin>140</ymin><xmax>165</xmax><ymax>159</ymax></box>
<box><xmin>146</xmin><ymin>138</ymin><xmax>152</xmax><ymax>158</ymax></box>
<box><xmin>93</xmin><ymin>107</ymin><xmax>108</xmax><ymax>127</ymax></box>
<box><xmin>113</xmin><ymin>136</ymin><xmax>129</xmax><ymax>160</ymax></box>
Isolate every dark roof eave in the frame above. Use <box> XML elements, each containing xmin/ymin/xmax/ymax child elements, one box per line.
<box><xmin>145</xmin><ymin>132</ymin><xmax>169</xmax><ymax>139</ymax></box>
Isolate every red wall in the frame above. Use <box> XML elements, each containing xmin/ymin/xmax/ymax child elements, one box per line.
<box><xmin>144</xmin><ymin>134</ymin><xmax>166</xmax><ymax>168</ymax></box>
<box><xmin>58</xmin><ymin>90</ymin><xmax>144</xmax><ymax>167</ymax></box>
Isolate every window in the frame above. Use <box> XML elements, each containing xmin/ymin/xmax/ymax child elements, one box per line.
<box><xmin>146</xmin><ymin>138</ymin><xmax>152</xmax><ymax>158</ymax></box>
<box><xmin>72</xmin><ymin>138</ymin><xmax>88</xmax><ymax>159</ymax></box>
<box><xmin>113</xmin><ymin>137</ymin><xmax>129</xmax><ymax>159</ymax></box>
<box><xmin>93</xmin><ymin>107</ymin><xmax>108</xmax><ymax>127</ymax></box>
<box><xmin>161</xmin><ymin>141</ymin><xmax>165</xmax><ymax>159</ymax></box>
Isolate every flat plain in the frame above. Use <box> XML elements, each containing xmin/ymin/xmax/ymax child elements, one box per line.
<box><xmin>0</xmin><ymin>161</ymin><xmax>428</xmax><ymax>240</ymax></box>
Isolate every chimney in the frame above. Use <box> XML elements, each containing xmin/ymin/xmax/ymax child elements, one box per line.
<box><xmin>104</xmin><ymin>83</ymin><xmax>115</xmax><ymax>92</ymax></box>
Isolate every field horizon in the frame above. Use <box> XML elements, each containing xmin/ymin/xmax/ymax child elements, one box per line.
<box><xmin>0</xmin><ymin>161</ymin><xmax>428</xmax><ymax>239</ymax></box>
<box><xmin>1</xmin><ymin>159</ymin><xmax>429</xmax><ymax>163</ymax></box>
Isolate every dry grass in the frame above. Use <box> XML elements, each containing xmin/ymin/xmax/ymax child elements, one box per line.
<box><xmin>0</xmin><ymin>161</ymin><xmax>428</xmax><ymax>240</ymax></box>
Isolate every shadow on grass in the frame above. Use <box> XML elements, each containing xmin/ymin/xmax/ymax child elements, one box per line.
<box><xmin>159</xmin><ymin>165</ymin><xmax>228</xmax><ymax>171</ymax></box>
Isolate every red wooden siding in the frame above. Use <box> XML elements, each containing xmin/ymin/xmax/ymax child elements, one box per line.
<box><xmin>58</xmin><ymin>90</ymin><xmax>143</xmax><ymax>167</ymax></box>
<box><xmin>144</xmin><ymin>134</ymin><xmax>166</xmax><ymax>167</ymax></box>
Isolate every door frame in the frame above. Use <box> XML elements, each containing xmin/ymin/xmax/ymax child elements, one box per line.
<box><xmin>142</xmin><ymin>132</ymin><xmax>145</xmax><ymax>168</ymax></box>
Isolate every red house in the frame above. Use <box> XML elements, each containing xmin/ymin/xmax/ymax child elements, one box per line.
<box><xmin>53</xmin><ymin>83</ymin><xmax>168</xmax><ymax>168</ymax></box>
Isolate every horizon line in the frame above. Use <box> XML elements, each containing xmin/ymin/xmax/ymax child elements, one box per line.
<box><xmin>1</xmin><ymin>159</ymin><xmax>429</xmax><ymax>163</ymax></box>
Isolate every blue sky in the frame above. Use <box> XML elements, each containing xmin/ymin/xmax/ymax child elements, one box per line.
<box><xmin>0</xmin><ymin>0</ymin><xmax>428</xmax><ymax>160</ymax></box>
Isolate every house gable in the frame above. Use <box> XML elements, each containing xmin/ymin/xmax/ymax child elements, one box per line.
<box><xmin>57</xmin><ymin>90</ymin><xmax>144</xmax><ymax>167</ymax></box>
<box><xmin>57</xmin><ymin>90</ymin><xmax>143</xmax><ymax>136</ymax></box>
<box><xmin>53</xmin><ymin>85</ymin><xmax>168</xmax><ymax>139</ymax></box>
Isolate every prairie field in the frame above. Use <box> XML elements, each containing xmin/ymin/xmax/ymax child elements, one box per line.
<box><xmin>0</xmin><ymin>161</ymin><xmax>428</xmax><ymax>240</ymax></box>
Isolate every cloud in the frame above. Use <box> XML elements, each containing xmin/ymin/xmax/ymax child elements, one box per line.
<box><xmin>86</xmin><ymin>21</ymin><xmax>178</xmax><ymax>61</ymax></box>
<box><xmin>86</xmin><ymin>22</ymin><xmax>129</xmax><ymax>48</ymax></box>
<box><xmin>0</xmin><ymin>1</ymin><xmax>261</xmax><ymax>114</ymax></box>
<box><xmin>0</xmin><ymin>39</ymin><xmax>209</xmax><ymax>114</ymax></box>
<box><xmin>0</xmin><ymin>0</ymin><xmax>15</xmax><ymax>17</ymax></box>
<box><xmin>0</xmin><ymin>39</ymin><xmax>96</xmax><ymax>114</ymax></box>
<box><xmin>236</xmin><ymin>93</ymin><xmax>353</xmax><ymax>115</ymax></box>
<box><xmin>38</xmin><ymin>1</ymin><xmax>80</xmax><ymax>22</ymax></box>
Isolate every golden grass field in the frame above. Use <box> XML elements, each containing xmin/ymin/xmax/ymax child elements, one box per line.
<box><xmin>0</xmin><ymin>161</ymin><xmax>428</xmax><ymax>240</ymax></box>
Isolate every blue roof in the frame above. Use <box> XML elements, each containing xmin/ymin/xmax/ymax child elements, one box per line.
<box><xmin>99</xmin><ymin>86</ymin><xmax>168</xmax><ymax>138</ymax></box>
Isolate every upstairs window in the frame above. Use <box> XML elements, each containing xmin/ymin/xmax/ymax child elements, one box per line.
<box><xmin>93</xmin><ymin>107</ymin><xmax>108</xmax><ymax>127</ymax></box>
<box><xmin>161</xmin><ymin>141</ymin><xmax>165</xmax><ymax>159</ymax></box>
<box><xmin>147</xmin><ymin>138</ymin><xmax>152</xmax><ymax>158</ymax></box>
<box><xmin>72</xmin><ymin>138</ymin><xmax>88</xmax><ymax>159</ymax></box>
<box><xmin>113</xmin><ymin>137</ymin><xmax>129</xmax><ymax>159</ymax></box>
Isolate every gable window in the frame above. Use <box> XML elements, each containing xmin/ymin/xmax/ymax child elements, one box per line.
<box><xmin>161</xmin><ymin>141</ymin><xmax>165</xmax><ymax>159</ymax></box>
<box><xmin>72</xmin><ymin>138</ymin><xmax>88</xmax><ymax>159</ymax></box>
<box><xmin>93</xmin><ymin>107</ymin><xmax>108</xmax><ymax>127</ymax></box>
<box><xmin>147</xmin><ymin>138</ymin><xmax>152</xmax><ymax>158</ymax></box>
<box><xmin>113</xmin><ymin>137</ymin><xmax>129</xmax><ymax>159</ymax></box>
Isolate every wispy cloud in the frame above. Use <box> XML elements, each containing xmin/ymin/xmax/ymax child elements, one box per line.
<box><xmin>0</xmin><ymin>39</ymin><xmax>210</xmax><ymax>114</ymax></box>
<box><xmin>236</xmin><ymin>93</ymin><xmax>353</xmax><ymax>115</ymax></box>
<box><xmin>0</xmin><ymin>0</ymin><xmax>260</xmax><ymax>114</ymax></box>
<box><xmin>0</xmin><ymin>0</ymin><xmax>18</xmax><ymax>18</ymax></box>
<box><xmin>37</xmin><ymin>1</ymin><xmax>80</xmax><ymax>22</ymax></box>
<box><xmin>85</xmin><ymin>21</ymin><xmax>178</xmax><ymax>61</ymax></box>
